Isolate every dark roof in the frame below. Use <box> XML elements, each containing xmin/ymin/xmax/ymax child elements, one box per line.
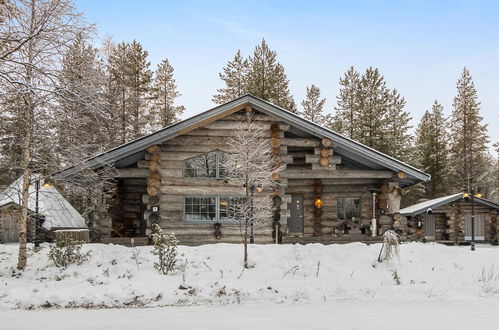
<box><xmin>55</xmin><ymin>94</ymin><xmax>430</xmax><ymax>186</ymax></box>
<box><xmin>399</xmin><ymin>193</ymin><xmax>499</xmax><ymax>216</ymax></box>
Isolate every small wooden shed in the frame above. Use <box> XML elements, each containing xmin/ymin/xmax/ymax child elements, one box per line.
<box><xmin>398</xmin><ymin>193</ymin><xmax>499</xmax><ymax>244</ymax></box>
<box><xmin>0</xmin><ymin>174</ymin><xmax>87</xmax><ymax>243</ymax></box>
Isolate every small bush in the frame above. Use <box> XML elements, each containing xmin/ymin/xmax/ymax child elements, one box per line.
<box><xmin>391</xmin><ymin>269</ymin><xmax>401</xmax><ymax>285</ymax></box>
<box><xmin>48</xmin><ymin>237</ymin><xmax>91</xmax><ymax>268</ymax></box>
<box><xmin>150</xmin><ymin>224</ymin><xmax>179</xmax><ymax>275</ymax></box>
<box><xmin>378</xmin><ymin>230</ymin><xmax>400</xmax><ymax>263</ymax></box>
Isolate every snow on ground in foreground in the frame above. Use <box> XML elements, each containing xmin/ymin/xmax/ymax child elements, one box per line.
<box><xmin>0</xmin><ymin>242</ymin><xmax>498</xmax><ymax>310</ymax></box>
<box><xmin>2</xmin><ymin>299</ymin><xmax>499</xmax><ymax>330</ymax></box>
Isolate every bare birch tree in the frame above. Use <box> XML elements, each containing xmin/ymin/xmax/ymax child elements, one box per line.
<box><xmin>0</xmin><ymin>0</ymin><xmax>90</xmax><ymax>269</ymax></box>
<box><xmin>222</xmin><ymin>111</ymin><xmax>281</xmax><ymax>268</ymax></box>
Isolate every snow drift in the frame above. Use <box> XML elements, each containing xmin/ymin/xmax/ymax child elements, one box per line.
<box><xmin>0</xmin><ymin>242</ymin><xmax>498</xmax><ymax>309</ymax></box>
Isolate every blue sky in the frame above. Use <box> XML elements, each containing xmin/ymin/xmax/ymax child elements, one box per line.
<box><xmin>77</xmin><ymin>0</ymin><xmax>499</xmax><ymax>152</ymax></box>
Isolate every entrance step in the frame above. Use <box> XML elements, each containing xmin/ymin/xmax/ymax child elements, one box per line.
<box><xmin>100</xmin><ymin>237</ymin><xmax>149</xmax><ymax>247</ymax></box>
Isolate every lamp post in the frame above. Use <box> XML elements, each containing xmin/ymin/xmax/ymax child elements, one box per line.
<box><xmin>34</xmin><ymin>178</ymin><xmax>40</xmax><ymax>248</ymax></box>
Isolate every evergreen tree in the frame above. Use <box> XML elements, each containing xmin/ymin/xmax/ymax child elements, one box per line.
<box><xmin>127</xmin><ymin>40</ymin><xmax>152</xmax><ymax>139</ymax></box>
<box><xmin>414</xmin><ymin>101</ymin><xmax>450</xmax><ymax>198</ymax></box>
<box><xmin>108</xmin><ymin>41</ymin><xmax>131</xmax><ymax>144</ymax></box>
<box><xmin>331</xmin><ymin>67</ymin><xmax>411</xmax><ymax>159</ymax></box>
<box><xmin>246</xmin><ymin>39</ymin><xmax>296</xmax><ymax>112</ymax></box>
<box><xmin>212</xmin><ymin>50</ymin><xmax>248</xmax><ymax>104</ymax></box>
<box><xmin>150</xmin><ymin>59</ymin><xmax>185</xmax><ymax>128</ymax></box>
<box><xmin>385</xmin><ymin>88</ymin><xmax>412</xmax><ymax>160</ymax></box>
<box><xmin>54</xmin><ymin>34</ymin><xmax>107</xmax><ymax>166</ymax></box>
<box><xmin>331</xmin><ymin>66</ymin><xmax>360</xmax><ymax>138</ymax></box>
<box><xmin>299</xmin><ymin>84</ymin><xmax>327</xmax><ymax>124</ymax></box>
<box><xmin>449</xmin><ymin>68</ymin><xmax>489</xmax><ymax>192</ymax></box>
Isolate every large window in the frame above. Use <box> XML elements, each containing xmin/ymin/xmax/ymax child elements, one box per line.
<box><xmin>185</xmin><ymin>196</ymin><xmax>245</xmax><ymax>222</ymax></box>
<box><xmin>184</xmin><ymin>151</ymin><xmax>227</xmax><ymax>178</ymax></box>
<box><xmin>337</xmin><ymin>197</ymin><xmax>361</xmax><ymax>220</ymax></box>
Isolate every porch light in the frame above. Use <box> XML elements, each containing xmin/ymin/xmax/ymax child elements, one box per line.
<box><xmin>463</xmin><ymin>192</ymin><xmax>470</xmax><ymax>198</ymax></box>
<box><xmin>475</xmin><ymin>193</ymin><xmax>482</xmax><ymax>198</ymax></box>
<box><xmin>256</xmin><ymin>187</ymin><xmax>264</xmax><ymax>193</ymax></box>
<box><xmin>314</xmin><ymin>198</ymin><xmax>324</xmax><ymax>209</ymax></box>
<box><xmin>42</xmin><ymin>182</ymin><xmax>51</xmax><ymax>188</ymax></box>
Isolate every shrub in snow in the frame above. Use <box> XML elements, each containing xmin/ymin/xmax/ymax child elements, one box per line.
<box><xmin>48</xmin><ymin>237</ymin><xmax>91</xmax><ymax>268</ymax></box>
<box><xmin>130</xmin><ymin>238</ymin><xmax>142</xmax><ymax>270</ymax></box>
<box><xmin>391</xmin><ymin>269</ymin><xmax>401</xmax><ymax>285</ymax></box>
<box><xmin>378</xmin><ymin>230</ymin><xmax>400</xmax><ymax>263</ymax></box>
<box><xmin>150</xmin><ymin>224</ymin><xmax>179</xmax><ymax>275</ymax></box>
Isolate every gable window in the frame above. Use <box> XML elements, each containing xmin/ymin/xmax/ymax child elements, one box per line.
<box><xmin>185</xmin><ymin>196</ymin><xmax>245</xmax><ymax>222</ymax></box>
<box><xmin>184</xmin><ymin>151</ymin><xmax>227</xmax><ymax>178</ymax></box>
<box><xmin>337</xmin><ymin>197</ymin><xmax>361</xmax><ymax>220</ymax></box>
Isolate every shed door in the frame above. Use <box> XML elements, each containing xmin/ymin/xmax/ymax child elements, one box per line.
<box><xmin>288</xmin><ymin>196</ymin><xmax>304</xmax><ymax>233</ymax></box>
<box><xmin>1</xmin><ymin>217</ymin><xmax>19</xmax><ymax>242</ymax></box>
<box><xmin>424</xmin><ymin>214</ymin><xmax>436</xmax><ymax>237</ymax></box>
<box><xmin>465</xmin><ymin>214</ymin><xmax>485</xmax><ymax>241</ymax></box>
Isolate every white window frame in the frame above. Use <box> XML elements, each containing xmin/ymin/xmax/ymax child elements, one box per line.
<box><xmin>184</xmin><ymin>195</ymin><xmax>243</xmax><ymax>223</ymax></box>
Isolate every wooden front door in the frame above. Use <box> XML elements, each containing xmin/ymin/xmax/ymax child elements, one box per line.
<box><xmin>1</xmin><ymin>217</ymin><xmax>19</xmax><ymax>242</ymax></box>
<box><xmin>424</xmin><ymin>214</ymin><xmax>436</xmax><ymax>238</ymax></box>
<box><xmin>465</xmin><ymin>214</ymin><xmax>485</xmax><ymax>241</ymax></box>
<box><xmin>288</xmin><ymin>195</ymin><xmax>304</xmax><ymax>233</ymax></box>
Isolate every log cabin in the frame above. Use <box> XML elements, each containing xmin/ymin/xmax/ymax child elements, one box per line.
<box><xmin>55</xmin><ymin>95</ymin><xmax>430</xmax><ymax>245</ymax></box>
<box><xmin>398</xmin><ymin>193</ymin><xmax>499</xmax><ymax>244</ymax></box>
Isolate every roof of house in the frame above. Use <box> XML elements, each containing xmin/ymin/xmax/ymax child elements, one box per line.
<box><xmin>55</xmin><ymin>94</ymin><xmax>430</xmax><ymax>186</ymax></box>
<box><xmin>399</xmin><ymin>193</ymin><xmax>499</xmax><ymax>216</ymax></box>
<box><xmin>0</xmin><ymin>174</ymin><xmax>86</xmax><ymax>229</ymax></box>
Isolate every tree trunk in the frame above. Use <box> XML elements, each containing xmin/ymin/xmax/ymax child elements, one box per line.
<box><xmin>18</xmin><ymin>0</ymin><xmax>36</xmax><ymax>270</ymax></box>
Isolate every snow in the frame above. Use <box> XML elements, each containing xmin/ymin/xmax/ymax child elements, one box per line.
<box><xmin>398</xmin><ymin>193</ymin><xmax>463</xmax><ymax>215</ymax></box>
<box><xmin>1</xmin><ymin>300</ymin><xmax>499</xmax><ymax>330</ymax></box>
<box><xmin>0</xmin><ymin>174</ymin><xmax>86</xmax><ymax>229</ymax></box>
<box><xmin>1</xmin><ymin>241</ymin><xmax>498</xmax><ymax>311</ymax></box>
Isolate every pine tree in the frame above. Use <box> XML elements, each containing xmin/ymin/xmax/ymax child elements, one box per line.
<box><xmin>127</xmin><ymin>40</ymin><xmax>152</xmax><ymax>139</ymax></box>
<box><xmin>355</xmin><ymin>67</ymin><xmax>390</xmax><ymax>152</ymax></box>
<box><xmin>212</xmin><ymin>50</ymin><xmax>248</xmax><ymax>104</ymax></box>
<box><xmin>54</xmin><ymin>34</ymin><xmax>107</xmax><ymax>166</ymax></box>
<box><xmin>384</xmin><ymin>88</ymin><xmax>412</xmax><ymax>161</ymax></box>
<box><xmin>414</xmin><ymin>101</ymin><xmax>450</xmax><ymax>198</ymax></box>
<box><xmin>246</xmin><ymin>39</ymin><xmax>296</xmax><ymax>112</ymax></box>
<box><xmin>331</xmin><ymin>66</ymin><xmax>361</xmax><ymax>138</ymax></box>
<box><xmin>108</xmin><ymin>41</ymin><xmax>131</xmax><ymax>144</ymax></box>
<box><xmin>299</xmin><ymin>84</ymin><xmax>327</xmax><ymax>124</ymax></box>
<box><xmin>150</xmin><ymin>59</ymin><xmax>184</xmax><ymax>129</ymax></box>
<box><xmin>449</xmin><ymin>68</ymin><xmax>489</xmax><ymax>192</ymax></box>
<box><xmin>331</xmin><ymin>67</ymin><xmax>411</xmax><ymax>159</ymax></box>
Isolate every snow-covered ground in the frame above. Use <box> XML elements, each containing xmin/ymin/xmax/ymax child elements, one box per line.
<box><xmin>0</xmin><ymin>242</ymin><xmax>498</xmax><ymax>328</ymax></box>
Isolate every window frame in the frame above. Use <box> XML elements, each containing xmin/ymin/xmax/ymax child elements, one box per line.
<box><xmin>337</xmin><ymin>196</ymin><xmax>362</xmax><ymax>220</ymax></box>
<box><xmin>184</xmin><ymin>195</ymin><xmax>245</xmax><ymax>224</ymax></box>
<box><xmin>183</xmin><ymin>150</ymin><xmax>227</xmax><ymax>179</ymax></box>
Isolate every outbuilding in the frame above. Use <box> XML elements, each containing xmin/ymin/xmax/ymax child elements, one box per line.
<box><xmin>0</xmin><ymin>174</ymin><xmax>87</xmax><ymax>243</ymax></box>
<box><xmin>398</xmin><ymin>193</ymin><xmax>499</xmax><ymax>244</ymax></box>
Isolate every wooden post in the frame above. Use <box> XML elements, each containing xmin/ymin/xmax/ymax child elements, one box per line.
<box><xmin>145</xmin><ymin>145</ymin><xmax>162</xmax><ymax>236</ymax></box>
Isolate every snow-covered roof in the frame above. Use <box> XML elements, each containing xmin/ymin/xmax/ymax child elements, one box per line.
<box><xmin>399</xmin><ymin>193</ymin><xmax>499</xmax><ymax>216</ymax></box>
<box><xmin>0</xmin><ymin>174</ymin><xmax>86</xmax><ymax>229</ymax></box>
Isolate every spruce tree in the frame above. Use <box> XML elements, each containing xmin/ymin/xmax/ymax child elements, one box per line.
<box><xmin>150</xmin><ymin>58</ymin><xmax>185</xmax><ymax>128</ymax></box>
<box><xmin>127</xmin><ymin>40</ymin><xmax>152</xmax><ymax>139</ymax></box>
<box><xmin>246</xmin><ymin>39</ymin><xmax>296</xmax><ymax>112</ymax></box>
<box><xmin>449</xmin><ymin>68</ymin><xmax>489</xmax><ymax>192</ymax></box>
<box><xmin>54</xmin><ymin>34</ymin><xmax>107</xmax><ymax>166</ymax></box>
<box><xmin>414</xmin><ymin>101</ymin><xmax>450</xmax><ymax>198</ymax></box>
<box><xmin>331</xmin><ymin>66</ymin><xmax>361</xmax><ymax>138</ymax></box>
<box><xmin>299</xmin><ymin>84</ymin><xmax>327</xmax><ymax>124</ymax></box>
<box><xmin>108</xmin><ymin>41</ymin><xmax>131</xmax><ymax>144</ymax></box>
<box><xmin>212</xmin><ymin>50</ymin><xmax>248</xmax><ymax>104</ymax></box>
<box><xmin>385</xmin><ymin>88</ymin><xmax>412</xmax><ymax>161</ymax></box>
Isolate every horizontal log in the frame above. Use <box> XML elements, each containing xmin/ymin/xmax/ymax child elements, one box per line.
<box><xmin>205</xmin><ymin>120</ymin><xmax>290</xmax><ymax>131</ymax></box>
<box><xmin>281</xmin><ymin>138</ymin><xmax>320</xmax><ymax>147</ymax></box>
<box><xmin>160</xmin><ymin>186</ymin><xmax>246</xmax><ymax>195</ymax></box>
<box><xmin>185</xmin><ymin>128</ymin><xmax>275</xmax><ymax>138</ymax></box>
<box><xmin>321</xmin><ymin>138</ymin><xmax>332</xmax><ymax>147</ymax></box>
<box><xmin>222</xmin><ymin>113</ymin><xmax>277</xmax><ymax>122</ymax></box>
<box><xmin>160</xmin><ymin>145</ymin><xmax>232</xmax><ymax>153</ymax></box>
<box><xmin>282</xmin><ymin>169</ymin><xmax>394</xmax><ymax>179</ymax></box>
<box><xmin>159</xmin><ymin>168</ymin><xmax>183</xmax><ymax>178</ymax></box>
<box><xmin>305</xmin><ymin>155</ymin><xmax>341</xmax><ymax>164</ymax></box>
<box><xmin>117</xmin><ymin>168</ymin><xmax>150</xmax><ymax>178</ymax></box>
<box><xmin>146</xmin><ymin>145</ymin><xmax>161</xmax><ymax>155</ymax></box>
<box><xmin>160</xmin><ymin>177</ymin><xmax>240</xmax><ymax>187</ymax></box>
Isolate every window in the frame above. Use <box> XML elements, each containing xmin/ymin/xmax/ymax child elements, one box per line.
<box><xmin>337</xmin><ymin>197</ymin><xmax>361</xmax><ymax>220</ymax></box>
<box><xmin>184</xmin><ymin>151</ymin><xmax>227</xmax><ymax>178</ymax></box>
<box><xmin>185</xmin><ymin>196</ymin><xmax>245</xmax><ymax>222</ymax></box>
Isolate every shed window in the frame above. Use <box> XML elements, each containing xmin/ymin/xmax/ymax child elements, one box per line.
<box><xmin>185</xmin><ymin>196</ymin><xmax>245</xmax><ymax>222</ymax></box>
<box><xmin>337</xmin><ymin>197</ymin><xmax>361</xmax><ymax>220</ymax></box>
<box><xmin>184</xmin><ymin>151</ymin><xmax>227</xmax><ymax>178</ymax></box>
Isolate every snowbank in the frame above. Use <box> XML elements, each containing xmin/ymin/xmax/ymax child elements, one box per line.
<box><xmin>0</xmin><ymin>242</ymin><xmax>498</xmax><ymax>309</ymax></box>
